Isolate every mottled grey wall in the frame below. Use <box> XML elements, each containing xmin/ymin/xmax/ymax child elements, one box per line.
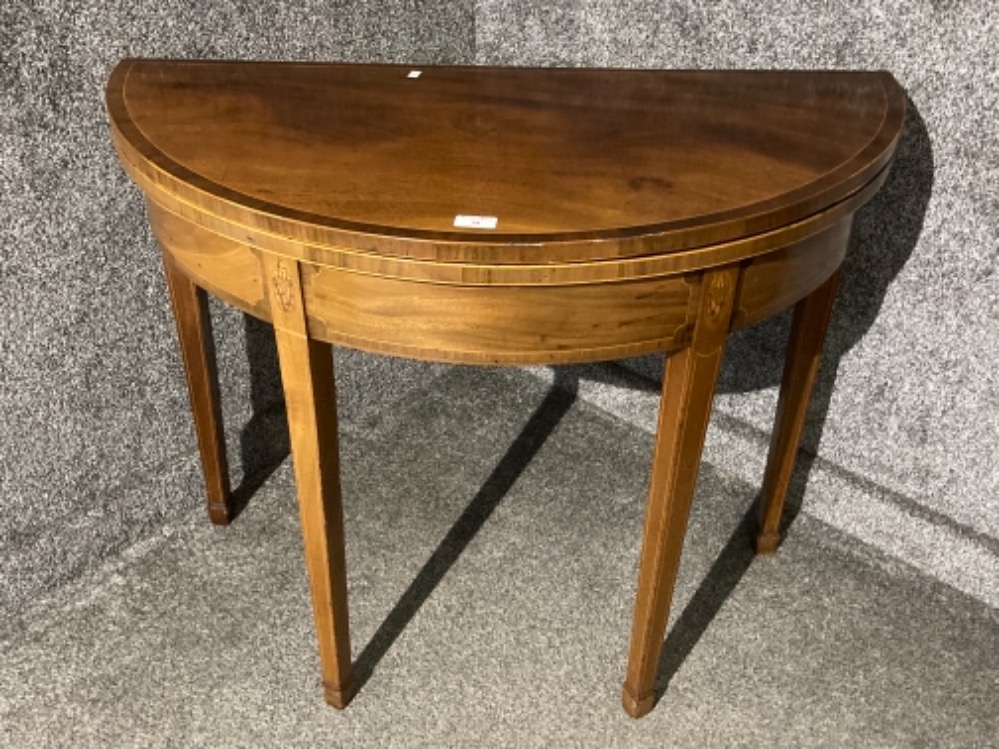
<box><xmin>0</xmin><ymin>0</ymin><xmax>473</xmax><ymax>619</ymax></box>
<box><xmin>2</xmin><ymin>1</ymin><xmax>995</xmax><ymax>620</ymax></box>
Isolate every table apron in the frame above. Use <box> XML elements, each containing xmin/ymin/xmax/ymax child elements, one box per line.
<box><xmin>147</xmin><ymin>199</ymin><xmax>852</xmax><ymax>365</ymax></box>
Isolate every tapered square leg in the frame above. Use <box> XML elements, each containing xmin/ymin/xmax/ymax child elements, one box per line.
<box><xmin>755</xmin><ymin>271</ymin><xmax>840</xmax><ymax>554</ymax></box>
<box><xmin>162</xmin><ymin>254</ymin><xmax>233</xmax><ymax>525</ymax></box>
<box><xmin>622</xmin><ymin>268</ymin><xmax>738</xmax><ymax>718</ymax></box>
<box><xmin>260</xmin><ymin>251</ymin><xmax>355</xmax><ymax>708</ymax></box>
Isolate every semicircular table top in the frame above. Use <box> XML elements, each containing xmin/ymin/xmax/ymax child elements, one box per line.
<box><xmin>105</xmin><ymin>59</ymin><xmax>908</xmax><ymax>721</ymax></box>
<box><xmin>107</xmin><ymin>60</ymin><xmax>905</xmax><ymax>264</ymax></box>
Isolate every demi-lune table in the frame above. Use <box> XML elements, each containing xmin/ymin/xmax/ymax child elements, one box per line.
<box><xmin>106</xmin><ymin>60</ymin><xmax>904</xmax><ymax>718</ymax></box>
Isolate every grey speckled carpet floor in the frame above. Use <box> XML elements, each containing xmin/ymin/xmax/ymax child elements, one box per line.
<box><xmin>2</xmin><ymin>367</ymin><xmax>996</xmax><ymax>748</ymax></box>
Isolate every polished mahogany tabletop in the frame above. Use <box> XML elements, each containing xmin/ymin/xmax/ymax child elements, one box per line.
<box><xmin>109</xmin><ymin>61</ymin><xmax>903</xmax><ymax>260</ymax></box>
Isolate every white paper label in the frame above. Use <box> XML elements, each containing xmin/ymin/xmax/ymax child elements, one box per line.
<box><xmin>407</xmin><ymin>70</ymin><xmax>422</xmax><ymax>78</ymax></box>
<box><xmin>453</xmin><ymin>214</ymin><xmax>498</xmax><ymax>229</ymax></box>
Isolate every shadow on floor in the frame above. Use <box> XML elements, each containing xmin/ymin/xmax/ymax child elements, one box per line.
<box><xmin>653</xmin><ymin>507</ymin><xmax>757</xmax><ymax>701</ymax></box>
<box><xmin>352</xmin><ymin>370</ymin><xmax>578</xmax><ymax>688</ymax></box>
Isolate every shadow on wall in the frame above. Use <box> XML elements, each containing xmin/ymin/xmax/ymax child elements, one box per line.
<box><xmin>719</xmin><ymin>98</ymin><xmax>934</xmax><ymax>398</ymax></box>
<box><xmin>223</xmin><ymin>96</ymin><xmax>933</xmax><ymax>701</ymax></box>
